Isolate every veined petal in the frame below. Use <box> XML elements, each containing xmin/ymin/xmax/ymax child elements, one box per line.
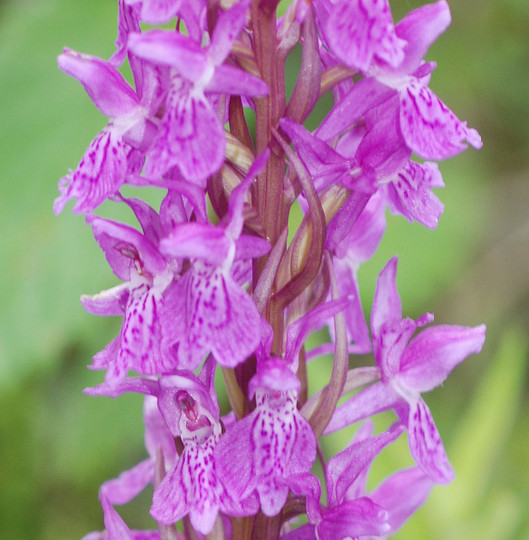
<box><xmin>399</xmin><ymin>78</ymin><xmax>482</xmax><ymax>160</ymax></box>
<box><xmin>377</xmin><ymin>317</ymin><xmax>419</xmax><ymax>378</ymax></box>
<box><xmin>407</xmin><ymin>398</ymin><xmax>454</xmax><ymax>483</ymax></box>
<box><xmin>150</xmin><ymin>455</ymin><xmax>190</xmax><ymax>526</ymax></box>
<box><xmin>326</xmin><ymin>0</ymin><xmax>405</xmax><ymax>72</ymax></box>
<box><xmin>399</xmin><ymin>324</ymin><xmax>486</xmax><ymax>393</ymax></box>
<box><xmin>54</xmin><ymin>129</ymin><xmax>129</xmax><ymax>215</ymax></box>
<box><xmin>388</xmin><ymin>160</ymin><xmax>444</xmax><ymax>229</ymax></box>
<box><xmin>213</xmin><ymin>413</ymin><xmax>256</xmax><ymax>500</ymax></box>
<box><xmin>111</xmin><ymin>0</ymin><xmax>141</xmax><ymax>66</ymax></box>
<box><xmin>177</xmin><ymin>267</ymin><xmax>261</xmax><ymax>369</ymax></box>
<box><xmin>109</xmin><ymin>283</ymin><xmax>176</xmax><ymax>381</ymax></box>
<box><xmin>124</xmin><ymin>284</ymin><xmax>171</xmax><ymax>371</ymax></box>
<box><xmin>146</xmin><ymin>85</ymin><xmax>225</xmax><ymax>183</ymax></box>
<box><xmin>151</xmin><ymin>438</ymin><xmax>219</xmax><ymax>534</ymax></box>
<box><xmin>58</xmin><ymin>49</ymin><xmax>138</xmax><ymax>117</ymax></box>
<box><xmin>251</xmin><ymin>391</ymin><xmax>316</xmax><ymax>516</ymax></box>
<box><xmin>81</xmin><ymin>283</ymin><xmax>129</xmax><ymax>316</ymax></box>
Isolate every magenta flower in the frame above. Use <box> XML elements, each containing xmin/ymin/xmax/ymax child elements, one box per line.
<box><xmin>54</xmin><ymin>49</ymin><xmax>160</xmax><ymax>214</ymax></box>
<box><xmin>318</xmin><ymin>1</ymin><xmax>482</xmax><ymax>161</ymax></box>
<box><xmin>127</xmin><ymin>0</ymin><xmax>268</xmax><ymax>183</ymax></box>
<box><xmin>55</xmin><ymin>0</ymin><xmax>486</xmax><ymax>536</ymax></box>
<box><xmin>215</xmin><ymin>357</ymin><xmax>317</xmax><ymax>517</ymax></box>
<box><xmin>158</xmin><ymin>154</ymin><xmax>269</xmax><ymax>369</ymax></box>
<box><xmin>326</xmin><ymin>258</ymin><xmax>486</xmax><ymax>483</ymax></box>
<box><xmin>81</xmin><ymin>214</ymin><xmax>177</xmax><ymax>382</ymax></box>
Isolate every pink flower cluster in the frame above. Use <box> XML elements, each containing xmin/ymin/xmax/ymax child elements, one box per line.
<box><xmin>56</xmin><ymin>1</ymin><xmax>485</xmax><ymax>538</ymax></box>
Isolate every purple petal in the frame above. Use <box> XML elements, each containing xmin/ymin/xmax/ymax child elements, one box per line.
<box><xmin>284</xmin><ymin>473</ymin><xmax>322</xmax><ymax>524</ymax></box>
<box><xmin>355</xmin><ymin>95</ymin><xmax>411</xmax><ymax>181</ymax></box>
<box><xmin>285</xmin><ymin>298</ymin><xmax>351</xmax><ymax>367</ymax></box>
<box><xmin>324</xmin><ymin>381</ymin><xmax>400</xmax><ymax>434</ymax></box>
<box><xmin>143</xmin><ymin>395</ymin><xmax>178</xmax><ymax>466</ymax></box>
<box><xmin>146</xmin><ymin>85</ymin><xmax>225</xmax><ymax>182</ymax></box>
<box><xmin>332</xmin><ymin>260</ymin><xmax>371</xmax><ymax>354</ymax></box>
<box><xmin>214</xmin><ymin>414</ymin><xmax>256</xmax><ymax>500</ymax></box>
<box><xmin>326</xmin><ymin>0</ymin><xmax>405</xmax><ymax>72</ymax></box>
<box><xmin>316</xmin><ymin>76</ymin><xmax>393</xmax><ymax>141</ymax></box>
<box><xmin>388</xmin><ymin>160</ymin><xmax>444</xmax><ymax>229</ymax></box>
<box><xmin>101</xmin><ymin>459</ymin><xmax>154</xmax><ymax>505</ymax></box>
<box><xmin>99</xmin><ymin>492</ymin><xmax>135</xmax><ymax>540</ymax></box>
<box><xmin>177</xmin><ymin>268</ymin><xmax>261</xmax><ymax>369</ymax></box>
<box><xmin>326</xmin><ymin>424</ymin><xmax>404</xmax><ymax>507</ymax></box>
<box><xmin>393</xmin><ymin>0</ymin><xmax>451</xmax><ymax>76</ymax></box>
<box><xmin>369</xmin><ymin>466</ymin><xmax>434</xmax><ymax>534</ymax></box>
<box><xmin>114</xmin><ymin>283</ymin><xmax>176</xmax><ymax>379</ymax></box>
<box><xmin>280</xmin><ymin>118</ymin><xmax>352</xmax><ymax>192</ymax></box>
<box><xmin>336</xmin><ymin>190</ymin><xmax>387</xmax><ymax>262</ymax></box>
<box><xmin>151</xmin><ymin>440</ymin><xmax>220</xmax><ymax>534</ymax></box>
<box><xmin>126</xmin><ymin>0</ymin><xmax>179</xmax><ymax>24</ymax></box>
<box><xmin>58</xmin><ymin>49</ymin><xmax>138</xmax><ymax>117</ymax></box>
<box><xmin>207</xmin><ymin>64</ymin><xmax>269</xmax><ymax>97</ymax></box>
<box><xmin>90</xmin><ymin>217</ymin><xmax>167</xmax><ymax>280</ymax></box>
<box><xmin>251</xmin><ymin>393</ymin><xmax>316</xmax><ymax>516</ymax></box>
<box><xmin>317</xmin><ymin>497</ymin><xmax>390</xmax><ymax>538</ymax></box>
<box><xmin>377</xmin><ymin>316</ymin><xmax>421</xmax><ymax>377</ymax></box>
<box><xmin>150</xmin><ymin>457</ymin><xmax>191</xmax><ymax>526</ymax></box>
<box><xmin>234</xmin><ymin>235</ymin><xmax>271</xmax><ymax>261</ymax></box>
<box><xmin>399</xmin><ymin>78</ymin><xmax>482</xmax><ymax>160</ymax></box>
<box><xmin>81</xmin><ymin>283</ymin><xmax>129</xmax><ymax>316</ymax></box>
<box><xmin>160</xmin><ymin>223</ymin><xmax>231</xmax><ymax>267</ymax></box>
<box><xmin>207</xmin><ymin>0</ymin><xmax>249</xmax><ymax>65</ymax></box>
<box><xmin>117</xmin><ymin>195</ymin><xmax>163</xmax><ymax>244</ymax></box>
<box><xmin>111</xmin><ymin>0</ymin><xmax>141</xmax><ymax>66</ymax></box>
<box><xmin>278</xmin><ymin>524</ymin><xmax>315</xmax><ymax>540</ymax></box>
<box><xmin>128</xmin><ymin>30</ymin><xmax>208</xmax><ymax>82</ymax></box>
<box><xmin>399</xmin><ymin>324</ymin><xmax>486</xmax><ymax>393</ymax></box>
<box><xmin>83</xmin><ymin>376</ymin><xmax>159</xmax><ymax>398</ymax></box>
<box><xmin>54</xmin><ymin>129</ymin><xmax>129</xmax><ymax>215</ymax></box>
<box><xmin>371</xmin><ymin>257</ymin><xmax>401</xmax><ymax>336</ymax></box>
<box><xmin>226</xmin><ymin>149</ymin><xmax>269</xmax><ymax>239</ymax></box>
<box><xmin>248</xmin><ymin>358</ymin><xmax>301</xmax><ymax>397</ymax></box>
<box><xmin>408</xmin><ymin>398</ymin><xmax>454</xmax><ymax>483</ymax></box>
<box><xmin>89</xmin><ymin>335</ymin><xmax>120</xmax><ymax>372</ymax></box>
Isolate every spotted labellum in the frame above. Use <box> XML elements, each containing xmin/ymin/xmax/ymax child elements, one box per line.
<box><xmin>56</xmin><ymin>1</ymin><xmax>485</xmax><ymax>538</ymax></box>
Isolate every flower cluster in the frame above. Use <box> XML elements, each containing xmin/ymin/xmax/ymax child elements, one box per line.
<box><xmin>56</xmin><ymin>1</ymin><xmax>485</xmax><ymax>538</ymax></box>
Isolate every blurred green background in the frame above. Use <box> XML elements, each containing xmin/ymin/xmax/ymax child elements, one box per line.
<box><xmin>1</xmin><ymin>0</ymin><xmax>528</xmax><ymax>538</ymax></box>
